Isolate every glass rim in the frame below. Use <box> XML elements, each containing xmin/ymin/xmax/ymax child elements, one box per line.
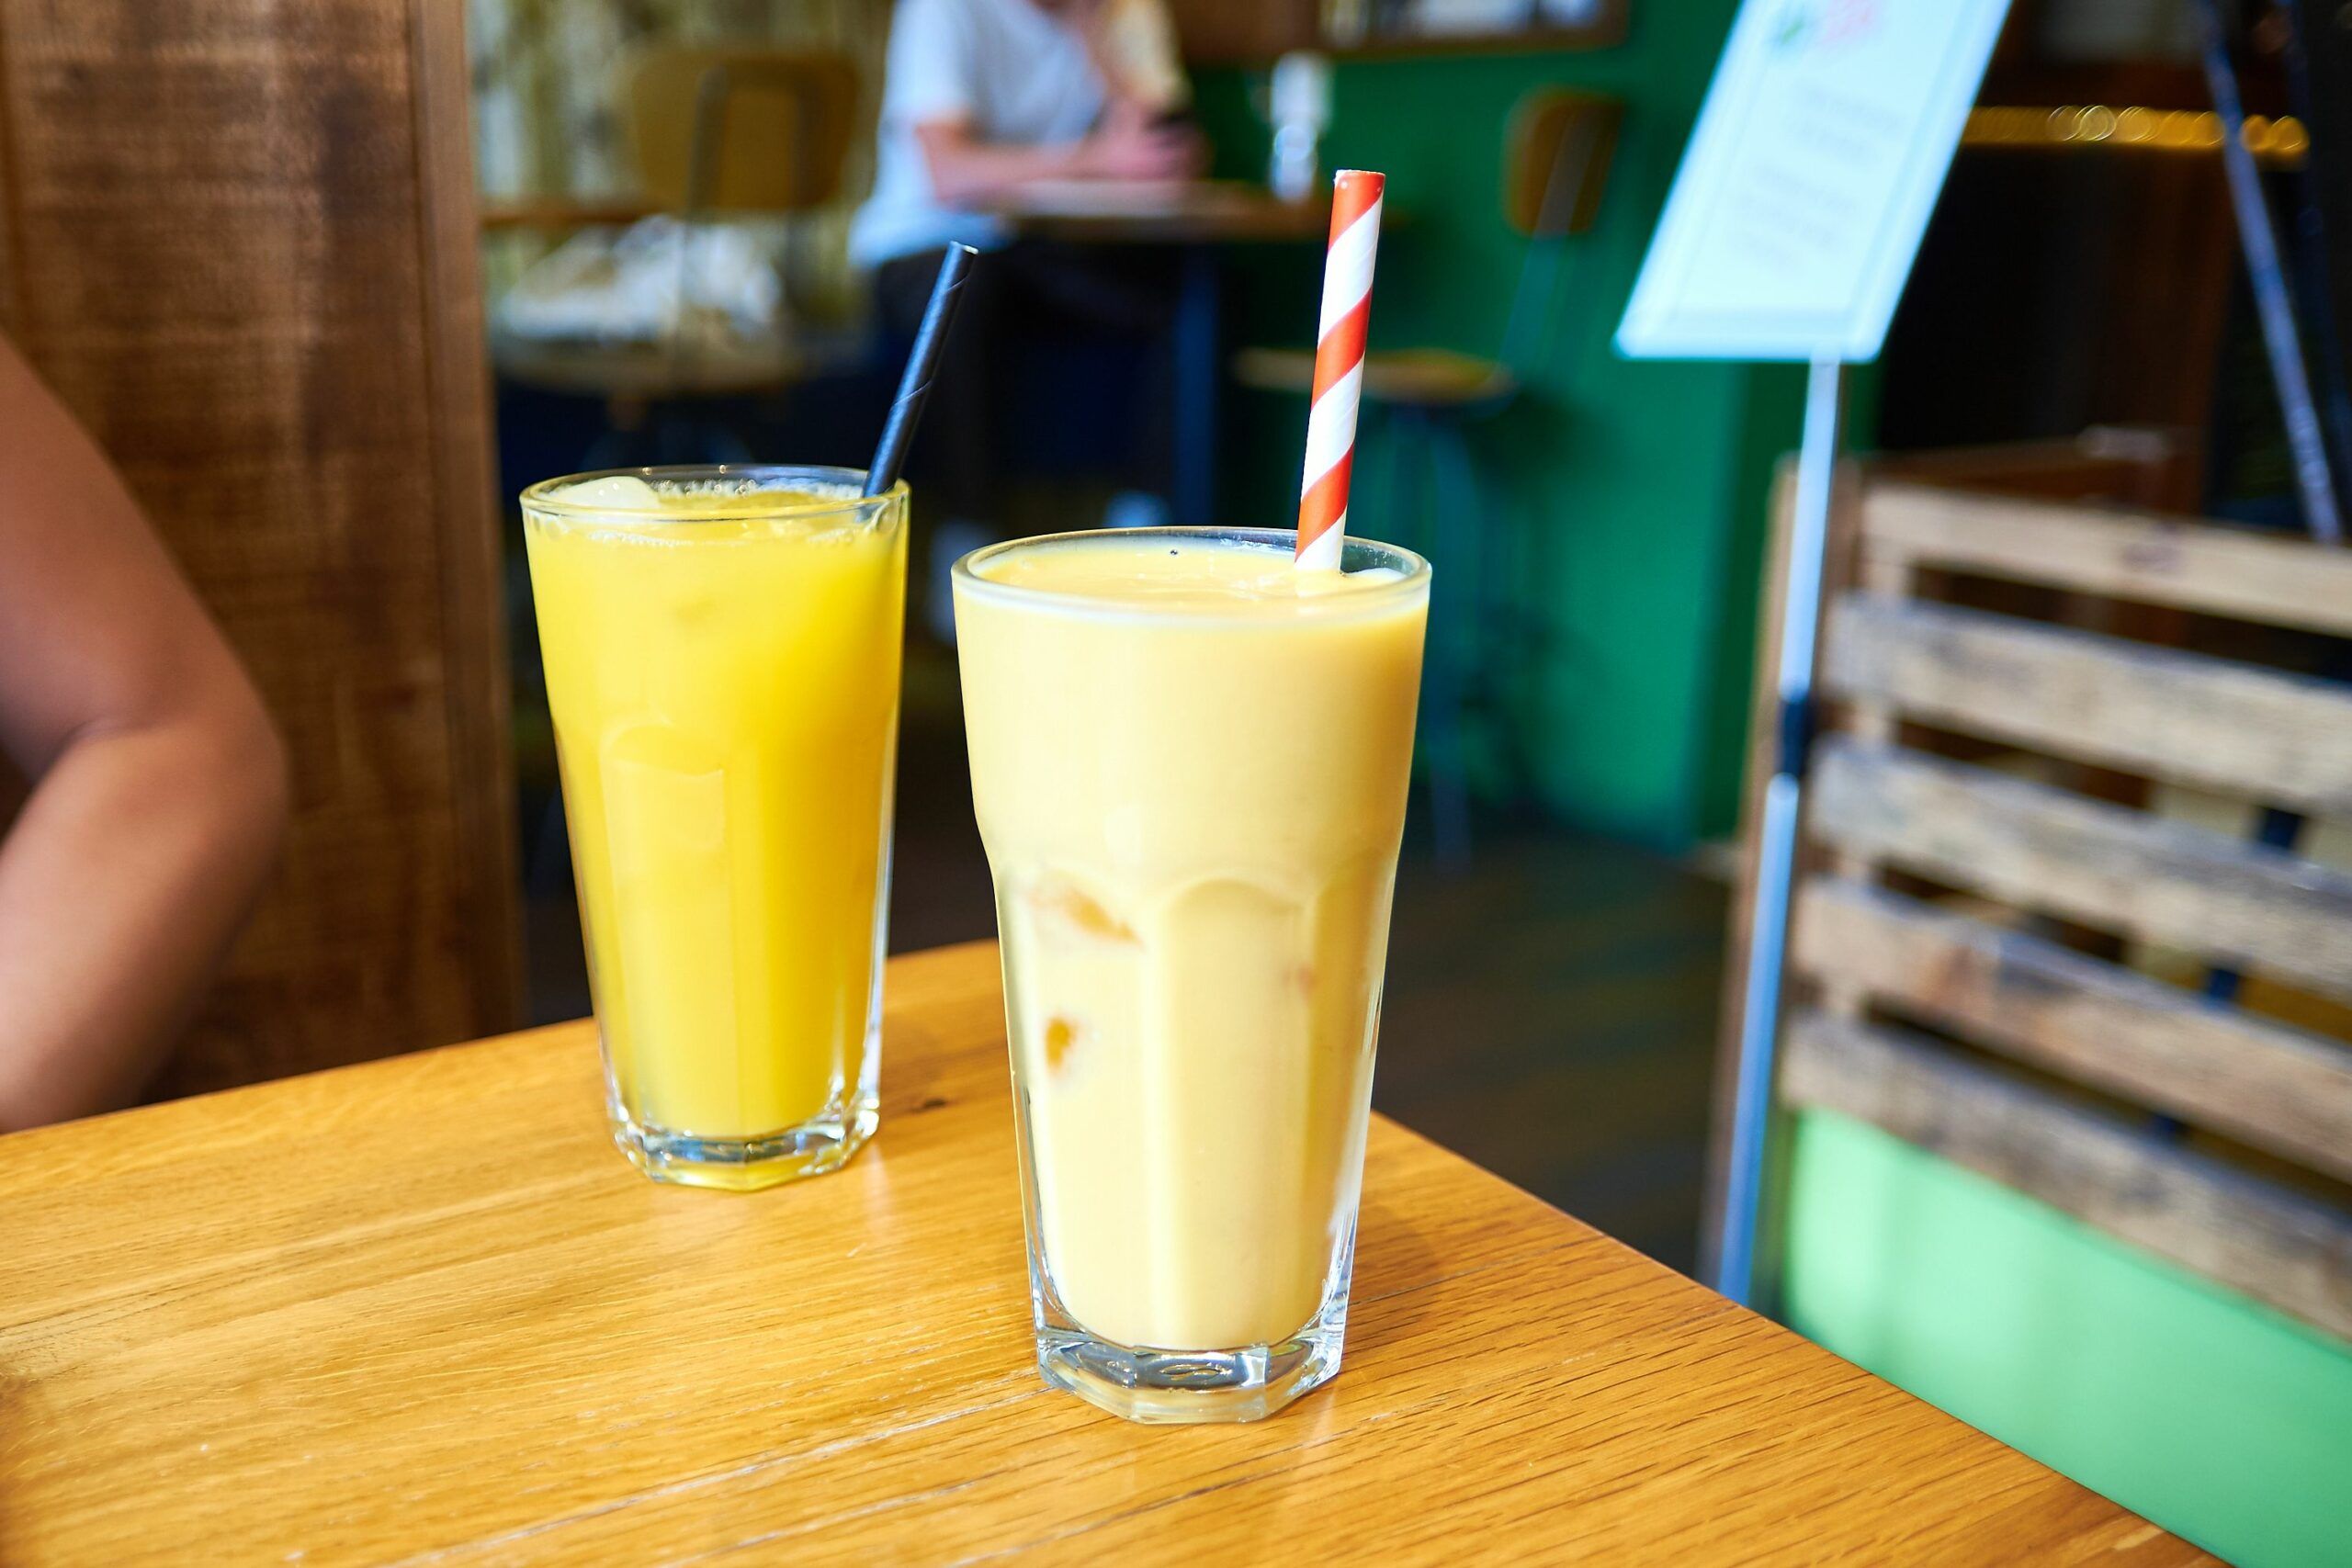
<box><xmin>519</xmin><ymin>464</ymin><xmax>908</xmax><ymax>525</ymax></box>
<box><xmin>952</xmin><ymin>526</ymin><xmax>1431</xmax><ymax>622</ymax></box>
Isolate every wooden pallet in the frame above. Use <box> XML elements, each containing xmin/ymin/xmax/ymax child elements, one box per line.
<box><xmin>1716</xmin><ymin>440</ymin><xmax>2352</xmax><ymax>1341</ymax></box>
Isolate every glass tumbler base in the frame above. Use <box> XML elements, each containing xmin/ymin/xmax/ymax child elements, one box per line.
<box><xmin>1035</xmin><ymin>1304</ymin><xmax>1346</xmax><ymax>1425</ymax></box>
<box><xmin>610</xmin><ymin>1095</ymin><xmax>878</xmax><ymax>1191</ymax></box>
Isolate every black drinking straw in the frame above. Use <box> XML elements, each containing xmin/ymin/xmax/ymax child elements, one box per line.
<box><xmin>864</xmin><ymin>242</ymin><xmax>979</xmax><ymax>497</ymax></box>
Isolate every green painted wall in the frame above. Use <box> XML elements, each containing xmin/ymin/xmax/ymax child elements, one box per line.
<box><xmin>1193</xmin><ymin>11</ymin><xmax>1804</xmax><ymax>848</ymax></box>
<box><xmin>1785</xmin><ymin>1110</ymin><xmax>2352</xmax><ymax>1567</ymax></box>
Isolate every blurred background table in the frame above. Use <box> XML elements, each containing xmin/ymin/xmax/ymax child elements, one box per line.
<box><xmin>980</xmin><ymin>179</ymin><xmax>1329</xmax><ymax>244</ymax></box>
<box><xmin>480</xmin><ymin>181</ymin><xmax>1329</xmax><ymax>524</ymax></box>
<box><xmin>0</xmin><ymin>942</ymin><xmax>2199</xmax><ymax>1565</ymax></box>
<box><xmin>478</xmin><ymin>195</ymin><xmax>664</xmax><ymax>232</ymax></box>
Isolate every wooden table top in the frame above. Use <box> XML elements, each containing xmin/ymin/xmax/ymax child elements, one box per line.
<box><xmin>477</xmin><ymin>183</ymin><xmax>1328</xmax><ymax>246</ymax></box>
<box><xmin>0</xmin><ymin>942</ymin><xmax>2201</xmax><ymax>1565</ymax></box>
<box><xmin>478</xmin><ymin>194</ymin><xmax>662</xmax><ymax>232</ymax></box>
<box><xmin>979</xmin><ymin>180</ymin><xmax>1329</xmax><ymax>244</ymax></box>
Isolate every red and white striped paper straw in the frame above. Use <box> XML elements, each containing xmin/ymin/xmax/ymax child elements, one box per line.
<box><xmin>1295</xmin><ymin>169</ymin><xmax>1385</xmax><ymax>571</ymax></box>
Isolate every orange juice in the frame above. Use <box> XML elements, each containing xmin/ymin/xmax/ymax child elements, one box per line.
<box><xmin>523</xmin><ymin>468</ymin><xmax>907</xmax><ymax>1190</ymax></box>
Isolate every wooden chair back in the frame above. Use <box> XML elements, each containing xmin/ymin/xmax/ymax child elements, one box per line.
<box><xmin>1727</xmin><ymin>443</ymin><xmax>2352</xmax><ymax>1342</ymax></box>
<box><xmin>624</xmin><ymin>46</ymin><xmax>860</xmax><ymax>215</ymax></box>
<box><xmin>1504</xmin><ymin>89</ymin><xmax>1622</xmax><ymax>239</ymax></box>
<box><xmin>0</xmin><ymin>0</ymin><xmax>520</xmax><ymax>1094</ymax></box>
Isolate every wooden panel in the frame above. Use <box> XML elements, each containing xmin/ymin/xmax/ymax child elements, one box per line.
<box><xmin>1871</xmin><ymin>427</ymin><xmax>2201</xmax><ymax>512</ymax></box>
<box><xmin>1824</xmin><ymin>593</ymin><xmax>2352</xmax><ymax>814</ymax></box>
<box><xmin>623</xmin><ymin>47</ymin><xmax>862</xmax><ymax>213</ymax></box>
<box><xmin>1783</xmin><ymin>1010</ymin><xmax>2352</xmax><ymax>1343</ymax></box>
<box><xmin>1503</xmin><ymin>90</ymin><xmax>1623</xmax><ymax>238</ymax></box>
<box><xmin>1861</xmin><ymin>482</ymin><xmax>2352</xmax><ymax>637</ymax></box>
<box><xmin>1826</xmin><ymin>488</ymin><xmax>1914</xmax><ymax>1020</ymax></box>
<box><xmin>1164</xmin><ymin>0</ymin><xmax>1318</xmax><ymax>64</ymax></box>
<box><xmin>1793</xmin><ymin>877</ymin><xmax>2352</xmax><ymax>1183</ymax></box>
<box><xmin>1810</xmin><ymin>739</ymin><xmax>2352</xmax><ymax>1004</ymax></box>
<box><xmin>0</xmin><ymin>1</ymin><xmax>520</xmax><ymax>1093</ymax></box>
<box><xmin>413</xmin><ymin>0</ymin><xmax>524</xmax><ymax>1055</ymax></box>
<box><xmin>0</xmin><ymin>943</ymin><xmax>2200</xmax><ymax>1565</ymax></box>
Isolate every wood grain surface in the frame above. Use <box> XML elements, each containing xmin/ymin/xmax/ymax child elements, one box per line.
<box><xmin>0</xmin><ymin>0</ymin><xmax>519</xmax><ymax>1096</ymax></box>
<box><xmin>1163</xmin><ymin>0</ymin><xmax>1319</xmax><ymax>64</ymax></box>
<box><xmin>1795</xmin><ymin>877</ymin><xmax>2352</xmax><ymax>1184</ymax></box>
<box><xmin>1783</xmin><ymin>1010</ymin><xmax>2352</xmax><ymax>1343</ymax></box>
<box><xmin>0</xmin><ymin>944</ymin><xmax>2197</xmax><ymax>1566</ymax></box>
<box><xmin>1861</xmin><ymin>482</ymin><xmax>2352</xmax><ymax>637</ymax></box>
<box><xmin>1811</xmin><ymin>738</ymin><xmax>2352</xmax><ymax>1003</ymax></box>
<box><xmin>478</xmin><ymin>194</ymin><xmax>665</xmax><ymax>231</ymax></box>
<box><xmin>1758</xmin><ymin>468</ymin><xmax>2352</xmax><ymax>1375</ymax></box>
<box><xmin>1823</xmin><ymin>591</ymin><xmax>2352</xmax><ymax>815</ymax></box>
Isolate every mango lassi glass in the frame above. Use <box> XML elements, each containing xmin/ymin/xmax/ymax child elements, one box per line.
<box><xmin>954</xmin><ymin>527</ymin><xmax>1429</xmax><ymax>1422</ymax></box>
<box><xmin>522</xmin><ymin>467</ymin><xmax>908</xmax><ymax>1190</ymax></box>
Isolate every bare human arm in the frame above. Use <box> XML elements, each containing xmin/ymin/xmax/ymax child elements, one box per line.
<box><xmin>892</xmin><ymin>0</ymin><xmax>1199</xmax><ymax>208</ymax></box>
<box><xmin>913</xmin><ymin>96</ymin><xmax>1202</xmax><ymax>207</ymax></box>
<box><xmin>0</xmin><ymin>335</ymin><xmax>288</xmax><ymax>1130</ymax></box>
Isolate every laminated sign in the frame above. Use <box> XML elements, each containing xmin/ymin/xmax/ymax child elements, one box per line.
<box><xmin>1618</xmin><ymin>0</ymin><xmax>2011</xmax><ymax>362</ymax></box>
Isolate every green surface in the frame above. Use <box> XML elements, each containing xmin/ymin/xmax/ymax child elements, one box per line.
<box><xmin>1784</xmin><ymin>1108</ymin><xmax>2352</xmax><ymax>1568</ymax></box>
<box><xmin>1192</xmin><ymin>9</ymin><xmax>1804</xmax><ymax>847</ymax></box>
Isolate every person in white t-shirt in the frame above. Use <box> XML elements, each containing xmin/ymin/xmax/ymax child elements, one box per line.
<box><xmin>852</xmin><ymin>0</ymin><xmax>1200</xmax><ymax>632</ymax></box>
<box><xmin>851</xmin><ymin>0</ymin><xmax>1193</xmax><ymax>269</ymax></box>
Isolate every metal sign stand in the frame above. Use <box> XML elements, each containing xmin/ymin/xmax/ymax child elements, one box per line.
<box><xmin>1713</xmin><ymin>353</ymin><xmax>1841</xmax><ymax>1305</ymax></box>
<box><xmin>1715</xmin><ymin>6</ymin><xmax>2346</xmax><ymax>1304</ymax></box>
<box><xmin>2199</xmin><ymin>0</ymin><xmax>2342</xmax><ymax>542</ymax></box>
<box><xmin>2184</xmin><ymin>0</ymin><xmax>2341</xmax><ymax>1036</ymax></box>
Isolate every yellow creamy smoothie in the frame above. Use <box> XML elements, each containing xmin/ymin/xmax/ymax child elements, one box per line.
<box><xmin>523</xmin><ymin>469</ymin><xmax>907</xmax><ymax>1189</ymax></box>
<box><xmin>955</xmin><ymin>530</ymin><xmax>1427</xmax><ymax>1361</ymax></box>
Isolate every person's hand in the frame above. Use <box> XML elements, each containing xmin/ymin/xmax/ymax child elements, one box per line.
<box><xmin>1071</xmin><ymin>98</ymin><xmax>1204</xmax><ymax>182</ymax></box>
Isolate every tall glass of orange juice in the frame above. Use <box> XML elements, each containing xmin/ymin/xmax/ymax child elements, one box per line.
<box><xmin>521</xmin><ymin>467</ymin><xmax>908</xmax><ymax>1190</ymax></box>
